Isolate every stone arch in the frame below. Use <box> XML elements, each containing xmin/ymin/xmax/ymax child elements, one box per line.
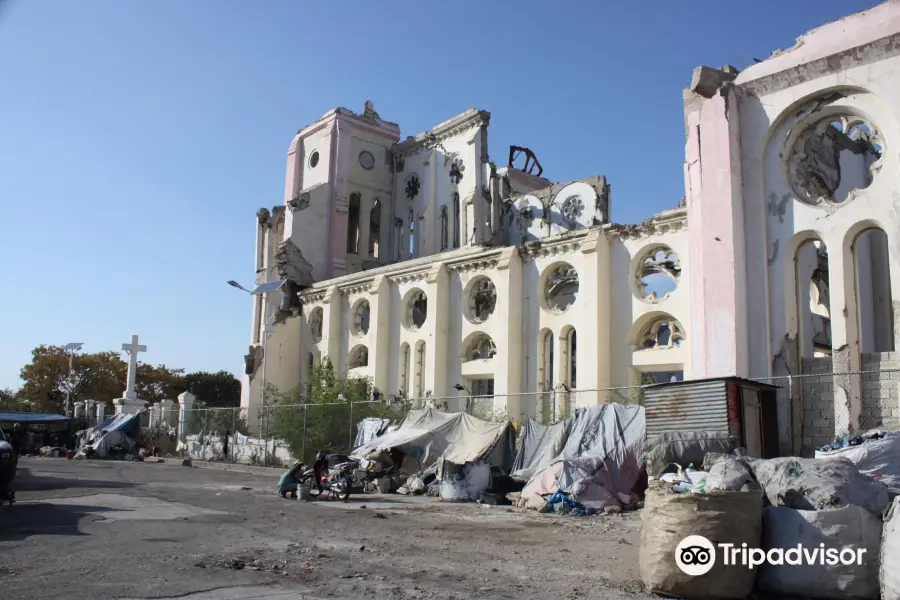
<box><xmin>560</xmin><ymin>325</ymin><xmax>577</xmax><ymax>389</ymax></box>
<box><xmin>368</xmin><ymin>198</ymin><xmax>383</xmax><ymax>258</ymax></box>
<box><xmin>630</xmin><ymin>244</ymin><xmax>681</xmax><ymax>303</ymax></box>
<box><xmin>461</xmin><ymin>332</ymin><xmax>497</xmax><ymax>361</ymax></box>
<box><xmin>628</xmin><ymin>312</ymin><xmax>685</xmax><ymax>350</ymax></box>
<box><xmin>347</xmin><ymin>193</ymin><xmax>361</xmax><ymax>255</ymax></box>
<box><xmin>348</xmin><ymin>344</ymin><xmax>368</xmax><ymax>369</ymax></box>
<box><xmin>540</xmin><ymin>262</ymin><xmax>579</xmax><ymax>314</ymax></box>
<box><xmin>399</xmin><ymin>342</ymin><xmax>410</xmax><ymax>396</ymax></box>
<box><xmin>413</xmin><ymin>340</ymin><xmax>426</xmax><ymax>398</ymax></box>
<box><xmin>845</xmin><ymin>221</ymin><xmax>896</xmax><ymax>353</ymax></box>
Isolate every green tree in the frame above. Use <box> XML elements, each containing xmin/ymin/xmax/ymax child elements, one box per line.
<box><xmin>18</xmin><ymin>346</ymin><xmax>125</xmax><ymax>413</ymax></box>
<box><xmin>0</xmin><ymin>388</ymin><xmax>30</xmax><ymax>412</ymax></box>
<box><xmin>271</xmin><ymin>359</ymin><xmax>404</xmax><ymax>464</ymax></box>
<box><xmin>136</xmin><ymin>363</ymin><xmax>187</xmax><ymax>404</ymax></box>
<box><xmin>184</xmin><ymin>370</ymin><xmax>241</xmax><ymax>407</ymax></box>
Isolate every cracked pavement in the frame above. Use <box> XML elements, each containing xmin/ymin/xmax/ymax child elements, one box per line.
<box><xmin>0</xmin><ymin>458</ymin><xmax>651</xmax><ymax>600</ymax></box>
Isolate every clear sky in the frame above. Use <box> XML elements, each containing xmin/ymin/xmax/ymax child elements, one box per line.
<box><xmin>0</xmin><ymin>0</ymin><xmax>882</xmax><ymax>389</ymax></box>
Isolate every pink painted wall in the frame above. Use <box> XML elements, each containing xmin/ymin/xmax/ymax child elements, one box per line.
<box><xmin>685</xmin><ymin>89</ymin><xmax>749</xmax><ymax>379</ymax></box>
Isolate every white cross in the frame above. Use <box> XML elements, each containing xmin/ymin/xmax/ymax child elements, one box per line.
<box><xmin>121</xmin><ymin>334</ymin><xmax>147</xmax><ymax>400</ymax></box>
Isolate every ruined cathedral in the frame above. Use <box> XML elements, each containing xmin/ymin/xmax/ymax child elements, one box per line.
<box><xmin>241</xmin><ymin>2</ymin><xmax>900</xmax><ymax>456</ymax></box>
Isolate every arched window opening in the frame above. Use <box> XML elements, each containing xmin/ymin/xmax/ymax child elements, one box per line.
<box><xmin>408</xmin><ymin>209</ymin><xmax>416</xmax><ymax>258</ymax></box>
<box><xmin>452</xmin><ymin>193</ymin><xmax>461</xmax><ymax>248</ymax></box>
<box><xmin>795</xmin><ymin>240</ymin><xmax>832</xmax><ymax>358</ymax></box>
<box><xmin>349</xmin><ymin>346</ymin><xmax>368</xmax><ymax>369</ymax></box>
<box><xmin>399</xmin><ymin>343</ymin><xmax>410</xmax><ymax>396</ymax></box>
<box><xmin>465</xmin><ymin>334</ymin><xmax>496</xmax><ymax>361</ymax></box>
<box><xmin>347</xmin><ymin>193</ymin><xmax>361</xmax><ymax>255</ymax></box>
<box><xmin>440</xmin><ymin>206</ymin><xmax>449</xmax><ymax>251</ymax></box>
<box><xmin>413</xmin><ymin>341</ymin><xmax>426</xmax><ymax>398</ymax></box>
<box><xmin>369</xmin><ymin>198</ymin><xmax>382</xmax><ymax>259</ymax></box>
<box><xmin>854</xmin><ymin>228</ymin><xmax>894</xmax><ymax>353</ymax></box>
<box><xmin>637</xmin><ymin>317</ymin><xmax>685</xmax><ymax>350</ymax></box>
<box><xmin>564</xmin><ymin>328</ymin><xmax>577</xmax><ymax>389</ymax></box>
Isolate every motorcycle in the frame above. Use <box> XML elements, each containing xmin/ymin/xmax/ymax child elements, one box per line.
<box><xmin>300</xmin><ymin>460</ymin><xmax>357</xmax><ymax>501</ymax></box>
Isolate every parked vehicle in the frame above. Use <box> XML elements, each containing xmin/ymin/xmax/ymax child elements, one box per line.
<box><xmin>300</xmin><ymin>459</ymin><xmax>357</xmax><ymax>501</ymax></box>
<box><xmin>0</xmin><ymin>428</ymin><xmax>18</xmax><ymax>507</ymax></box>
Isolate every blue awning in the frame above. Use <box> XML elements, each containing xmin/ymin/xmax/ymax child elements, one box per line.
<box><xmin>0</xmin><ymin>412</ymin><xmax>73</xmax><ymax>425</ymax></box>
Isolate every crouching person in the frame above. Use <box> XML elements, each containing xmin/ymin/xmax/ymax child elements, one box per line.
<box><xmin>277</xmin><ymin>461</ymin><xmax>305</xmax><ymax>499</ymax></box>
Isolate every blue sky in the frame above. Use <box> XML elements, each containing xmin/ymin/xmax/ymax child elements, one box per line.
<box><xmin>0</xmin><ymin>0</ymin><xmax>881</xmax><ymax>389</ymax></box>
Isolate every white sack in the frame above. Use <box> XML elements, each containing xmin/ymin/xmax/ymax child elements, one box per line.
<box><xmin>882</xmin><ymin>496</ymin><xmax>900</xmax><ymax>600</ymax></box>
<box><xmin>816</xmin><ymin>432</ymin><xmax>900</xmax><ymax>490</ymax></box>
<box><xmin>758</xmin><ymin>505</ymin><xmax>882</xmax><ymax>600</ymax></box>
<box><xmin>705</xmin><ymin>456</ymin><xmax>754</xmax><ymax>492</ymax></box>
<box><xmin>749</xmin><ymin>457</ymin><xmax>889</xmax><ymax>516</ymax></box>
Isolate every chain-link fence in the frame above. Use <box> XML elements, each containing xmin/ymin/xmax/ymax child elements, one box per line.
<box><xmin>749</xmin><ymin>365</ymin><xmax>900</xmax><ymax>456</ymax></box>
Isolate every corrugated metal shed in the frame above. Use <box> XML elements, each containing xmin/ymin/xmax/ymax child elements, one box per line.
<box><xmin>645</xmin><ymin>379</ymin><xmax>729</xmax><ymax>437</ymax></box>
<box><xmin>643</xmin><ymin>377</ymin><xmax>780</xmax><ymax>439</ymax></box>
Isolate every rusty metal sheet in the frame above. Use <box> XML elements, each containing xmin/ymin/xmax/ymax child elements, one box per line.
<box><xmin>644</xmin><ymin>379</ymin><xmax>729</xmax><ymax>438</ymax></box>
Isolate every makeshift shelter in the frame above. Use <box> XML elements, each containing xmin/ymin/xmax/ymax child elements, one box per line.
<box><xmin>519</xmin><ymin>403</ymin><xmax>646</xmax><ymax>509</ymax></box>
<box><xmin>350</xmin><ymin>409</ymin><xmax>515</xmax><ymax>474</ymax></box>
<box><xmin>511</xmin><ymin>418</ymin><xmax>571</xmax><ymax>481</ymax></box>
<box><xmin>354</xmin><ymin>417</ymin><xmax>392</xmax><ymax>448</ymax></box>
<box><xmin>80</xmin><ymin>412</ymin><xmax>141</xmax><ymax>458</ymax></box>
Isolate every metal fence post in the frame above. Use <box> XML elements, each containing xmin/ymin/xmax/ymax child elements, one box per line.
<box><xmin>302</xmin><ymin>404</ymin><xmax>308</xmax><ymax>462</ymax></box>
<box><xmin>348</xmin><ymin>398</ymin><xmax>353</xmax><ymax>450</ymax></box>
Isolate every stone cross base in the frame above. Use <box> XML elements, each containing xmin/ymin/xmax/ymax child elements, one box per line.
<box><xmin>114</xmin><ymin>397</ymin><xmax>145</xmax><ymax>416</ymax></box>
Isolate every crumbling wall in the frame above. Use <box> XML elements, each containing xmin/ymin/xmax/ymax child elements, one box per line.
<box><xmin>860</xmin><ymin>352</ymin><xmax>900</xmax><ymax>429</ymax></box>
<box><xmin>801</xmin><ymin>356</ymin><xmax>835</xmax><ymax>453</ymax></box>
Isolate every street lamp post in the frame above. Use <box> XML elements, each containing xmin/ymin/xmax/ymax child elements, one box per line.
<box><xmin>228</xmin><ymin>279</ymin><xmax>286</xmax><ymax>466</ymax></box>
<box><xmin>63</xmin><ymin>343</ymin><xmax>84</xmax><ymax>417</ymax></box>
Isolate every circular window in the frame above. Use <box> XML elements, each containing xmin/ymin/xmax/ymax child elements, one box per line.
<box><xmin>466</xmin><ymin>277</ymin><xmax>497</xmax><ymax>324</ymax></box>
<box><xmin>309</xmin><ymin>150</ymin><xmax>320</xmax><ymax>169</ymax></box>
<box><xmin>542</xmin><ymin>264</ymin><xmax>579</xmax><ymax>314</ymax></box>
<box><xmin>359</xmin><ymin>150</ymin><xmax>375</xmax><ymax>170</ymax></box>
<box><xmin>633</xmin><ymin>245</ymin><xmax>680</xmax><ymax>303</ymax></box>
<box><xmin>352</xmin><ymin>300</ymin><xmax>370</xmax><ymax>336</ymax></box>
<box><xmin>308</xmin><ymin>307</ymin><xmax>323</xmax><ymax>343</ymax></box>
<box><xmin>405</xmin><ymin>291</ymin><xmax>427</xmax><ymax>331</ymax></box>
<box><xmin>786</xmin><ymin>114</ymin><xmax>883</xmax><ymax>206</ymax></box>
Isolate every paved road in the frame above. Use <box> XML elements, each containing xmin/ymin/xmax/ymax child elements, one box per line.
<box><xmin>0</xmin><ymin>458</ymin><xmax>650</xmax><ymax>600</ymax></box>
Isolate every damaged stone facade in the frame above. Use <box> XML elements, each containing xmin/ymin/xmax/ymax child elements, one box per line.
<box><xmin>240</xmin><ymin>100</ymin><xmax>689</xmax><ymax>427</ymax></box>
<box><xmin>684</xmin><ymin>1</ymin><xmax>900</xmax><ymax>456</ymax></box>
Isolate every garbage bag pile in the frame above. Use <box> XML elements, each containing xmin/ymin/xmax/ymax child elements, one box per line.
<box><xmin>816</xmin><ymin>429</ymin><xmax>900</xmax><ymax>491</ymax></box>
<box><xmin>640</xmin><ymin>451</ymin><xmax>893</xmax><ymax>600</ymax></box>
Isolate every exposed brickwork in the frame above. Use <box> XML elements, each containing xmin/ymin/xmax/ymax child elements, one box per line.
<box><xmin>800</xmin><ymin>357</ymin><xmax>835</xmax><ymax>454</ymax></box>
<box><xmin>860</xmin><ymin>352</ymin><xmax>900</xmax><ymax>430</ymax></box>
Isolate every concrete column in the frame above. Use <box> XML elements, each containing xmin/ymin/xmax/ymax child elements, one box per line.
<box><xmin>178</xmin><ymin>391</ymin><xmax>195</xmax><ymax>446</ymax></box>
<box><xmin>84</xmin><ymin>399</ymin><xmax>96</xmax><ymax>424</ymax></box>
<box><xmin>322</xmin><ymin>286</ymin><xmax>342</xmax><ymax>369</ymax></box>
<box><xmin>832</xmin><ymin>237</ymin><xmax>863</xmax><ymax>435</ymax></box>
<box><xmin>423</xmin><ymin>264</ymin><xmax>450</xmax><ymax>397</ymax></box>
<box><xmin>96</xmin><ymin>402</ymin><xmax>105</xmax><ymax>423</ymax></box>
<box><xmin>74</xmin><ymin>402</ymin><xmax>85</xmax><ymax>419</ymax></box>
<box><xmin>359</xmin><ymin>194</ymin><xmax>371</xmax><ymax>260</ymax></box>
<box><xmin>370</xmin><ymin>275</ymin><xmax>391</xmax><ymax>395</ymax></box>
<box><xmin>493</xmin><ymin>248</ymin><xmax>524</xmax><ymax>421</ymax></box>
<box><xmin>685</xmin><ymin>86</ymin><xmax>749</xmax><ymax>379</ymax></box>
<box><xmin>160</xmin><ymin>399</ymin><xmax>176</xmax><ymax>425</ymax></box>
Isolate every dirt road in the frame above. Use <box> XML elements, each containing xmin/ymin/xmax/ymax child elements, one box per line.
<box><xmin>0</xmin><ymin>458</ymin><xmax>651</xmax><ymax>600</ymax></box>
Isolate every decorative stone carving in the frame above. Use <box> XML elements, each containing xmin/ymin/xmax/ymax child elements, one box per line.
<box><xmin>287</xmin><ymin>192</ymin><xmax>310</xmax><ymax>212</ymax></box>
<box><xmin>244</xmin><ymin>344</ymin><xmax>264</xmax><ymax>377</ymax></box>
<box><xmin>786</xmin><ymin>115</ymin><xmax>883</xmax><ymax>206</ymax></box>
<box><xmin>544</xmin><ymin>264</ymin><xmax>579</xmax><ymax>314</ymax></box>
<box><xmin>406</xmin><ymin>291</ymin><xmax>427</xmax><ymax>331</ymax></box>
<box><xmin>405</xmin><ymin>174</ymin><xmax>420</xmax><ymax>200</ymax></box>
<box><xmin>308</xmin><ymin>307</ymin><xmax>323</xmax><ymax>343</ymax></box>
<box><xmin>560</xmin><ymin>195</ymin><xmax>584</xmax><ymax>224</ymax></box>
<box><xmin>256</xmin><ymin>208</ymin><xmax>270</xmax><ymax>225</ymax></box>
<box><xmin>352</xmin><ymin>301</ymin><xmax>370</xmax><ymax>336</ymax></box>
<box><xmin>638</xmin><ymin>317</ymin><xmax>684</xmax><ymax>350</ymax></box>
<box><xmin>467</xmin><ymin>278</ymin><xmax>497</xmax><ymax>324</ymax></box>
<box><xmin>449</xmin><ymin>158</ymin><xmax>464</xmax><ymax>184</ymax></box>
<box><xmin>275</xmin><ymin>239</ymin><xmax>314</xmax><ymax>288</ymax></box>
<box><xmin>516</xmin><ymin>200</ymin><xmax>535</xmax><ymax>231</ymax></box>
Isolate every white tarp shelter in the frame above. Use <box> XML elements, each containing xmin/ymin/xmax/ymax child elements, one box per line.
<box><xmin>350</xmin><ymin>409</ymin><xmax>515</xmax><ymax>473</ymax></box>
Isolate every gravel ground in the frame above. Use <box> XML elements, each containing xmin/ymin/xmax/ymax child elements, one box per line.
<box><xmin>0</xmin><ymin>458</ymin><xmax>653</xmax><ymax>600</ymax></box>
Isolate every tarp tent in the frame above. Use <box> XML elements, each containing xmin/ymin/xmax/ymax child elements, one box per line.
<box><xmin>81</xmin><ymin>413</ymin><xmax>141</xmax><ymax>458</ymax></box>
<box><xmin>350</xmin><ymin>409</ymin><xmax>515</xmax><ymax>473</ymax></box>
<box><xmin>354</xmin><ymin>417</ymin><xmax>392</xmax><ymax>448</ymax></box>
<box><xmin>0</xmin><ymin>412</ymin><xmax>73</xmax><ymax>427</ymax></box>
<box><xmin>511</xmin><ymin>418</ymin><xmax>571</xmax><ymax>481</ymax></box>
<box><xmin>520</xmin><ymin>403</ymin><xmax>646</xmax><ymax>509</ymax></box>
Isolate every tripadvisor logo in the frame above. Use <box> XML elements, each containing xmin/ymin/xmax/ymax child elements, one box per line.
<box><xmin>675</xmin><ymin>535</ymin><xmax>867</xmax><ymax>575</ymax></box>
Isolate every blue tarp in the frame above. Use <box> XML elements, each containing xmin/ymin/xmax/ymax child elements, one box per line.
<box><xmin>91</xmin><ymin>413</ymin><xmax>140</xmax><ymax>439</ymax></box>
<box><xmin>0</xmin><ymin>412</ymin><xmax>72</xmax><ymax>425</ymax></box>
